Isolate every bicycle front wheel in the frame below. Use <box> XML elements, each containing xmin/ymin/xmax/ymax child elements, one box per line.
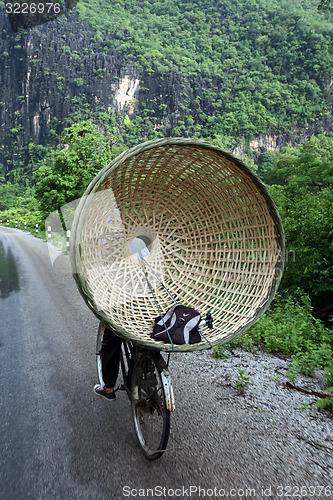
<box><xmin>131</xmin><ymin>352</ymin><xmax>170</xmax><ymax>460</ymax></box>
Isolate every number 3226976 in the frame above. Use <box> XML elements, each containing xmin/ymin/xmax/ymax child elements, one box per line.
<box><xmin>5</xmin><ymin>3</ymin><xmax>61</xmax><ymax>14</ymax></box>
<box><xmin>276</xmin><ymin>485</ymin><xmax>332</xmax><ymax>497</ymax></box>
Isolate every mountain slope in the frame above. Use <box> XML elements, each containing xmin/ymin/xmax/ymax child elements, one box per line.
<box><xmin>0</xmin><ymin>0</ymin><xmax>332</xmax><ymax>174</ymax></box>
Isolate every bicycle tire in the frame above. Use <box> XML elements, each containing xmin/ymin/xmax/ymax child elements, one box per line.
<box><xmin>131</xmin><ymin>351</ymin><xmax>170</xmax><ymax>460</ymax></box>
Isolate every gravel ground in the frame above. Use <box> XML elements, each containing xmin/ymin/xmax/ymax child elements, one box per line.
<box><xmin>167</xmin><ymin>346</ymin><xmax>333</xmax><ymax>497</ymax></box>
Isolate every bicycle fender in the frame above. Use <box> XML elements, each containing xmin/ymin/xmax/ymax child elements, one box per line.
<box><xmin>160</xmin><ymin>369</ymin><xmax>175</xmax><ymax>412</ymax></box>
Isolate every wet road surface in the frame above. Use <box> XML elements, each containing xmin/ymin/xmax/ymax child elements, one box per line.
<box><xmin>0</xmin><ymin>227</ymin><xmax>332</xmax><ymax>500</ymax></box>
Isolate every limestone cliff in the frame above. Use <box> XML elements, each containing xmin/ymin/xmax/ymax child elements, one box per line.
<box><xmin>0</xmin><ymin>7</ymin><xmax>331</xmax><ymax>174</ymax></box>
<box><xmin>0</xmin><ymin>9</ymin><xmax>141</xmax><ymax>171</ymax></box>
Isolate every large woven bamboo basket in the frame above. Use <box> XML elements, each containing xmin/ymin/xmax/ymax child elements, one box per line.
<box><xmin>70</xmin><ymin>138</ymin><xmax>284</xmax><ymax>352</ymax></box>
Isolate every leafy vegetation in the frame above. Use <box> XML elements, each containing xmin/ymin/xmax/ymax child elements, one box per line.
<box><xmin>212</xmin><ymin>134</ymin><xmax>333</xmax><ymax>409</ymax></box>
<box><xmin>318</xmin><ymin>0</ymin><xmax>332</xmax><ymax>11</ymax></box>
<box><xmin>0</xmin><ymin>0</ymin><xmax>332</xmax><ymax>409</ymax></box>
<box><xmin>315</xmin><ymin>386</ymin><xmax>333</xmax><ymax>411</ymax></box>
<box><xmin>235</xmin><ymin>368</ymin><xmax>250</xmax><ymax>393</ymax></box>
<box><xmin>1</xmin><ymin>0</ymin><xmax>333</xmax><ymax>175</ymax></box>
<box><xmin>266</xmin><ymin>135</ymin><xmax>333</xmax><ymax>308</ymax></box>
<box><xmin>35</xmin><ymin>121</ymin><xmax>111</xmax><ymax>217</ymax></box>
<box><xmin>76</xmin><ymin>0</ymin><xmax>333</xmax><ymax>139</ymax></box>
<box><xmin>0</xmin><ymin>196</ymin><xmax>43</xmax><ymax>234</ymax></box>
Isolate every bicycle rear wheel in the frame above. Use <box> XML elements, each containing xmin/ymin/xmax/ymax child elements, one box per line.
<box><xmin>131</xmin><ymin>352</ymin><xmax>170</xmax><ymax>460</ymax></box>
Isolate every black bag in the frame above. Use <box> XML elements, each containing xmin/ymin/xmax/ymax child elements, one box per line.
<box><xmin>151</xmin><ymin>304</ymin><xmax>201</xmax><ymax>344</ymax></box>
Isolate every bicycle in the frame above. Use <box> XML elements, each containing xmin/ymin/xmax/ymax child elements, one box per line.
<box><xmin>96</xmin><ymin>322</ymin><xmax>175</xmax><ymax>461</ymax></box>
<box><xmin>70</xmin><ymin>138</ymin><xmax>284</xmax><ymax>461</ymax></box>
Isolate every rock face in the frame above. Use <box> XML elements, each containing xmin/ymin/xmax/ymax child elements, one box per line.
<box><xmin>115</xmin><ymin>76</ymin><xmax>140</xmax><ymax>114</ymax></box>
<box><xmin>0</xmin><ymin>9</ymin><xmax>251</xmax><ymax>173</ymax></box>
<box><xmin>0</xmin><ymin>10</ymin><xmax>142</xmax><ymax>171</ymax></box>
<box><xmin>0</xmin><ymin>8</ymin><xmax>331</xmax><ymax>173</ymax></box>
<box><xmin>1</xmin><ymin>9</ymin><xmax>198</xmax><ymax>172</ymax></box>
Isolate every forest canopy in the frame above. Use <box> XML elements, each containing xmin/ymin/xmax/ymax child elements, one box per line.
<box><xmin>0</xmin><ymin>0</ymin><xmax>332</xmax><ymax>312</ymax></box>
<box><xmin>39</xmin><ymin>0</ymin><xmax>331</xmax><ymax>144</ymax></box>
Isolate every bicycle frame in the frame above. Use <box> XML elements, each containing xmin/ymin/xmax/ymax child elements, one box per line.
<box><xmin>118</xmin><ymin>341</ymin><xmax>175</xmax><ymax>412</ymax></box>
<box><xmin>96</xmin><ymin>324</ymin><xmax>175</xmax><ymax>459</ymax></box>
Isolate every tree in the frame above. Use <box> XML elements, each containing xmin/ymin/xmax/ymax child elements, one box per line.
<box><xmin>267</xmin><ymin>136</ymin><xmax>333</xmax><ymax>308</ymax></box>
<box><xmin>266</xmin><ymin>135</ymin><xmax>333</xmax><ymax>192</ymax></box>
<box><xmin>0</xmin><ymin>182</ymin><xmax>19</xmax><ymax>211</ymax></box>
<box><xmin>318</xmin><ymin>0</ymin><xmax>332</xmax><ymax>11</ymax></box>
<box><xmin>35</xmin><ymin>121</ymin><xmax>111</xmax><ymax>220</ymax></box>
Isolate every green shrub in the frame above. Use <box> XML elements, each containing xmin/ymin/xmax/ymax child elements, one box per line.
<box><xmin>235</xmin><ymin>368</ymin><xmax>250</xmax><ymax>393</ymax></box>
<box><xmin>213</xmin><ymin>295</ymin><xmax>333</xmax><ymax>379</ymax></box>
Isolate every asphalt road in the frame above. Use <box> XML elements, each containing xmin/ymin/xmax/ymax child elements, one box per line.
<box><xmin>0</xmin><ymin>227</ymin><xmax>332</xmax><ymax>500</ymax></box>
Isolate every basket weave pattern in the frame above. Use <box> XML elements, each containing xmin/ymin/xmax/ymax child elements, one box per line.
<box><xmin>71</xmin><ymin>139</ymin><xmax>284</xmax><ymax>352</ymax></box>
